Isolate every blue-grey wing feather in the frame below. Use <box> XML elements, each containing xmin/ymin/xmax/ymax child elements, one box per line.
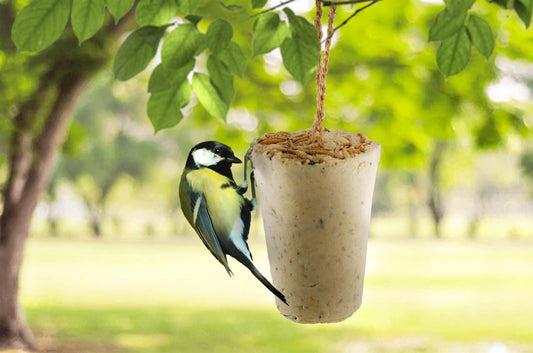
<box><xmin>191</xmin><ymin>192</ymin><xmax>233</xmax><ymax>276</ymax></box>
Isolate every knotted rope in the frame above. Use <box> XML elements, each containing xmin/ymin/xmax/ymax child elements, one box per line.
<box><xmin>255</xmin><ymin>0</ymin><xmax>371</xmax><ymax>163</ymax></box>
<box><xmin>312</xmin><ymin>0</ymin><xmax>337</xmax><ymax>133</ymax></box>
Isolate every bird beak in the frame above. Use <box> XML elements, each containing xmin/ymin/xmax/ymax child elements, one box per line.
<box><xmin>228</xmin><ymin>155</ymin><xmax>242</xmax><ymax>164</ymax></box>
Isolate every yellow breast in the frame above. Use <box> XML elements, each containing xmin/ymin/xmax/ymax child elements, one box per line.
<box><xmin>187</xmin><ymin>168</ymin><xmax>243</xmax><ymax>236</ymax></box>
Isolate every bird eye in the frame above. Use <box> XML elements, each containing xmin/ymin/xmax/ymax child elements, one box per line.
<box><xmin>214</xmin><ymin>147</ymin><xmax>222</xmax><ymax>154</ymax></box>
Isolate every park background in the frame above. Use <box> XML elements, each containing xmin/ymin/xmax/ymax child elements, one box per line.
<box><xmin>1</xmin><ymin>0</ymin><xmax>532</xmax><ymax>352</ymax></box>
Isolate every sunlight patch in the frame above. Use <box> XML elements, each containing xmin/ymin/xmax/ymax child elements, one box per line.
<box><xmin>116</xmin><ymin>334</ymin><xmax>172</xmax><ymax>349</ymax></box>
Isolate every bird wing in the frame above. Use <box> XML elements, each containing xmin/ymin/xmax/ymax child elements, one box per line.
<box><xmin>190</xmin><ymin>191</ymin><xmax>233</xmax><ymax>276</ymax></box>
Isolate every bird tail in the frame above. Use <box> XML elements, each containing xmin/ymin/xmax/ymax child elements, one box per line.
<box><xmin>242</xmin><ymin>257</ymin><xmax>288</xmax><ymax>306</ymax></box>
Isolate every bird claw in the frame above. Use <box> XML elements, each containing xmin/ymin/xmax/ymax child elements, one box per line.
<box><xmin>239</xmin><ymin>140</ymin><xmax>258</xmax><ymax>206</ymax></box>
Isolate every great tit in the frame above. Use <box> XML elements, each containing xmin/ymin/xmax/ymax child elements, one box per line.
<box><xmin>179</xmin><ymin>141</ymin><xmax>288</xmax><ymax>305</ymax></box>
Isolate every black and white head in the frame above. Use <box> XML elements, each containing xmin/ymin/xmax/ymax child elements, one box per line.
<box><xmin>186</xmin><ymin>141</ymin><xmax>241</xmax><ymax>177</ymax></box>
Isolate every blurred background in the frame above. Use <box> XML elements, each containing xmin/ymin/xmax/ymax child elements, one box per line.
<box><xmin>1</xmin><ymin>0</ymin><xmax>532</xmax><ymax>352</ymax></box>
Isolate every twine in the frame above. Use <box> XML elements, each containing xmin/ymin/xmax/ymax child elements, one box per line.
<box><xmin>312</xmin><ymin>0</ymin><xmax>337</xmax><ymax>133</ymax></box>
<box><xmin>255</xmin><ymin>0</ymin><xmax>371</xmax><ymax>163</ymax></box>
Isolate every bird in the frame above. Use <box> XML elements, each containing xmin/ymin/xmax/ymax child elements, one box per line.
<box><xmin>179</xmin><ymin>141</ymin><xmax>288</xmax><ymax>305</ymax></box>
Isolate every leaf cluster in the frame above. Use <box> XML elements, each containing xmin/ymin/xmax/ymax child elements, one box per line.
<box><xmin>113</xmin><ymin>2</ymin><xmax>320</xmax><ymax>132</ymax></box>
<box><xmin>428</xmin><ymin>0</ymin><xmax>532</xmax><ymax>76</ymax></box>
<box><xmin>10</xmin><ymin>0</ymin><xmax>321</xmax><ymax>132</ymax></box>
<box><xmin>9</xmin><ymin>0</ymin><xmax>533</xmax><ymax>134</ymax></box>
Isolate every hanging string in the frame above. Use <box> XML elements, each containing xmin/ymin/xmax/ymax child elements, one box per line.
<box><xmin>312</xmin><ymin>0</ymin><xmax>337</xmax><ymax>133</ymax></box>
<box><xmin>255</xmin><ymin>0</ymin><xmax>373</xmax><ymax>163</ymax></box>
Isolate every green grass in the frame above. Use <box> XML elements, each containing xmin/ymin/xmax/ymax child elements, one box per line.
<box><xmin>369</xmin><ymin>214</ymin><xmax>533</xmax><ymax>239</ymax></box>
<box><xmin>19</xmin><ymin>238</ymin><xmax>533</xmax><ymax>353</ymax></box>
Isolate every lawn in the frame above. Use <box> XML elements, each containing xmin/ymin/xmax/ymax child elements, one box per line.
<box><xmin>18</xmin><ymin>237</ymin><xmax>533</xmax><ymax>353</ymax></box>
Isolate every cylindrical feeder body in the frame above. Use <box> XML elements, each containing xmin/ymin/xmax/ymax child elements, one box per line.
<box><xmin>252</xmin><ymin>140</ymin><xmax>380</xmax><ymax>323</ymax></box>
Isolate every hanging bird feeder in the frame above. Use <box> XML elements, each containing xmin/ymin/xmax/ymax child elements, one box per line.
<box><xmin>250</xmin><ymin>1</ymin><xmax>380</xmax><ymax>323</ymax></box>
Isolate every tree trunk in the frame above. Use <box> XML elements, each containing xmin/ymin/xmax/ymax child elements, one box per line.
<box><xmin>0</xmin><ymin>8</ymin><xmax>134</xmax><ymax>348</ymax></box>
<box><xmin>428</xmin><ymin>141</ymin><xmax>445</xmax><ymax>239</ymax></box>
<box><xmin>0</xmin><ymin>72</ymin><xmax>89</xmax><ymax>350</ymax></box>
<box><xmin>47</xmin><ymin>215</ymin><xmax>59</xmax><ymax>237</ymax></box>
<box><xmin>0</xmin><ymin>6</ymin><xmax>135</xmax><ymax>347</ymax></box>
<box><xmin>0</xmin><ymin>212</ymin><xmax>37</xmax><ymax>351</ymax></box>
<box><xmin>82</xmin><ymin>196</ymin><xmax>103</xmax><ymax>238</ymax></box>
<box><xmin>408</xmin><ymin>201</ymin><xmax>418</xmax><ymax>238</ymax></box>
<box><xmin>89</xmin><ymin>211</ymin><xmax>102</xmax><ymax>238</ymax></box>
<box><xmin>406</xmin><ymin>172</ymin><xmax>419</xmax><ymax>238</ymax></box>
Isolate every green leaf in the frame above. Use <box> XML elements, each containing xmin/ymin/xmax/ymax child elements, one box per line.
<box><xmin>72</xmin><ymin>0</ymin><xmax>106</xmax><ymax>44</ymax></box>
<box><xmin>436</xmin><ymin>27</ymin><xmax>472</xmax><ymax>76</ymax></box>
<box><xmin>466</xmin><ymin>15</ymin><xmax>494</xmax><ymax>59</ymax></box>
<box><xmin>185</xmin><ymin>14</ymin><xmax>203</xmax><ymax>26</ymax></box>
<box><xmin>487</xmin><ymin>0</ymin><xmax>513</xmax><ymax>9</ymax></box>
<box><xmin>148</xmin><ymin>86</ymin><xmax>184</xmax><ymax>132</ymax></box>
<box><xmin>136</xmin><ymin>0</ymin><xmax>178</xmax><ymax>27</ymax></box>
<box><xmin>195</xmin><ymin>34</ymin><xmax>208</xmax><ymax>55</ymax></box>
<box><xmin>147</xmin><ymin>62</ymin><xmax>192</xmax><ymax>132</ymax></box>
<box><xmin>280</xmin><ymin>37</ymin><xmax>318</xmax><ymax>83</ymax></box>
<box><xmin>148</xmin><ymin>60</ymin><xmax>194</xmax><ymax>92</ymax></box>
<box><xmin>515</xmin><ymin>0</ymin><xmax>533</xmax><ymax>28</ymax></box>
<box><xmin>206</xmin><ymin>19</ymin><xmax>233</xmax><ymax>54</ymax></box>
<box><xmin>12</xmin><ymin>0</ymin><xmax>71</xmax><ymax>52</ymax></box>
<box><xmin>148</xmin><ymin>64</ymin><xmax>168</xmax><ymax>92</ymax></box>
<box><xmin>280</xmin><ymin>8</ymin><xmax>319</xmax><ymax>83</ymax></box>
<box><xmin>428</xmin><ymin>8</ymin><xmax>467</xmax><ymax>41</ymax></box>
<box><xmin>177</xmin><ymin>0</ymin><xmax>201</xmax><ymax>13</ymax></box>
<box><xmin>113</xmin><ymin>26</ymin><xmax>166</xmax><ymax>80</ymax></box>
<box><xmin>219</xmin><ymin>1</ymin><xmax>243</xmax><ymax>11</ymax></box>
<box><xmin>192</xmin><ymin>73</ymin><xmax>229</xmax><ymax>120</ymax></box>
<box><xmin>283</xmin><ymin>8</ymin><xmax>317</xmax><ymax>43</ymax></box>
<box><xmin>217</xmin><ymin>41</ymin><xmax>247</xmax><ymax>78</ymax></box>
<box><xmin>252</xmin><ymin>0</ymin><xmax>268</xmax><ymax>9</ymax></box>
<box><xmin>176</xmin><ymin>80</ymin><xmax>192</xmax><ymax>107</ymax></box>
<box><xmin>445</xmin><ymin>0</ymin><xmax>476</xmax><ymax>13</ymax></box>
<box><xmin>207</xmin><ymin>55</ymin><xmax>235</xmax><ymax>104</ymax></box>
<box><xmin>106</xmin><ymin>0</ymin><xmax>135</xmax><ymax>23</ymax></box>
<box><xmin>161</xmin><ymin>23</ymin><xmax>203</xmax><ymax>69</ymax></box>
<box><xmin>253</xmin><ymin>12</ymin><xmax>290</xmax><ymax>56</ymax></box>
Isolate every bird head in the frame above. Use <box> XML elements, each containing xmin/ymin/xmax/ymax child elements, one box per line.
<box><xmin>186</xmin><ymin>141</ymin><xmax>242</xmax><ymax>171</ymax></box>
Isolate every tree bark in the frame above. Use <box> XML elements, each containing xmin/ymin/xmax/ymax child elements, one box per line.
<box><xmin>428</xmin><ymin>141</ymin><xmax>445</xmax><ymax>239</ymax></box>
<box><xmin>0</xmin><ymin>224</ymin><xmax>38</xmax><ymax>350</ymax></box>
<box><xmin>0</xmin><ymin>72</ymin><xmax>89</xmax><ymax>350</ymax></box>
<box><xmin>0</xmin><ymin>212</ymin><xmax>37</xmax><ymax>351</ymax></box>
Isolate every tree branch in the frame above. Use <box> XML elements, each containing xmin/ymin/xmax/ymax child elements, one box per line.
<box><xmin>17</xmin><ymin>73</ymin><xmax>89</xmax><ymax>219</ymax></box>
<box><xmin>1</xmin><ymin>82</ymin><xmax>52</xmax><ymax>211</ymax></box>
<box><xmin>322</xmin><ymin>0</ymin><xmax>382</xmax><ymax>43</ymax></box>
<box><xmin>249</xmin><ymin>0</ymin><xmax>297</xmax><ymax>18</ymax></box>
<box><xmin>17</xmin><ymin>16</ymin><xmax>136</xmax><ymax>216</ymax></box>
<box><xmin>317</xmin><ymin>0</ymin><xmax>378</xmax><ymax>6</ymax></box>
<box><xmin>6</xmin><ymin>14</ymin><xmax>137</xmax><ymax>222</ymax></box>
<box><xmin>0</xmin><ymin>3</ymin><xmax>16</xmax><ymax>51</ymax></box>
